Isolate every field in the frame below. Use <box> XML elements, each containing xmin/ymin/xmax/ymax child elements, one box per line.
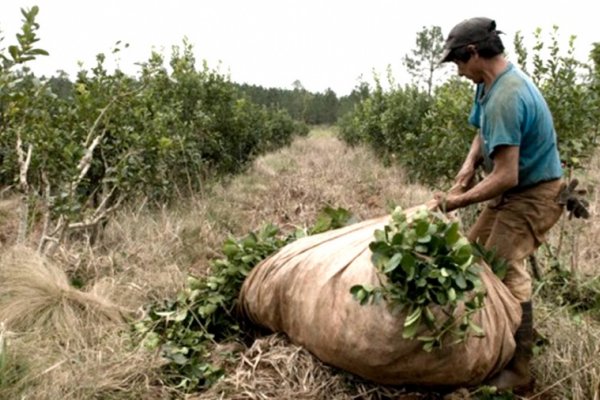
<box><xmin>1</xmin><ymin>126</ymin><xmax>599</xmax><ymax>399</ymax></box>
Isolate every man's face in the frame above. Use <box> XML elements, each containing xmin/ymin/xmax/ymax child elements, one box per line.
<box><xmin>453</xmin><ymin>56</ymin><xmax>483</xmax><ymax>84</ymax></box>
<box><xmin>451</xmin><ymin>45</ymin><xmax>484</xmax><ymax>84</ymax></box>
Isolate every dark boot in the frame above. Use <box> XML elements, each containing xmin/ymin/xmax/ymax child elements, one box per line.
<box><xmin>487</xmin><ymin>301</ymin><xmax>535</xmax><ymax>393</ymax></box>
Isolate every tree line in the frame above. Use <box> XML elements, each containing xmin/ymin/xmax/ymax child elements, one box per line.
<box><xmin>235</xmin><ymin>81</ymin><xmax>369</xmax><ymax>126</ymax></box>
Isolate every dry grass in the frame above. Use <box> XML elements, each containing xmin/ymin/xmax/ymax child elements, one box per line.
<box><xmin>0</xmin><ymin>197</ymin><xmax>19</xmax><ymax>248</ymax></box>
<box><xmin>533</xmin><ymin>302</ymin><xmax>600</xmax><ymax>399</ymax></box>
<box><xmin>204</xmin><ymin>125</ymin><xmax>430</xmax><ymax>233</ymax></box>
<box><xmin>0</xmin><ymin>246</ymin><xmax>169</xmax><ymax>400</ymax></box>
<box><xmin>0</xmin><ymin>246</ymin><xmax>124</xmax><ymax>342</ymax></box>
<box><xmin>192</xmin><ymin>335</ymin><xmax>442</xmax><ymax>400</ymax></box>
<box><xmin>0</xmin><ymin>126</ymin><xmax>599</xmax><ymax>399</ymax></box>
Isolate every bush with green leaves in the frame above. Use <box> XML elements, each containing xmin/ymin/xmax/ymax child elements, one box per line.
<box><xmin>350</xmin><ymin>207</ymin><xmax>486</xmax><ymax>352</ymax></box>
<box><xmin>401</xmin><ymin>77</ymin><xmax>474</xmax><ymax>185</ymax></box>
<box><xmin>337</xmin><ymin>76</ymin><xmax>431</xmax><ymax>163</ymax></box>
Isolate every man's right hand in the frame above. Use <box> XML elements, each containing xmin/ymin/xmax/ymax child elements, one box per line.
<box><xmin>453</xmin><ymin>163</ymin><xmax>476</xmax><ymax>194</ymax></box>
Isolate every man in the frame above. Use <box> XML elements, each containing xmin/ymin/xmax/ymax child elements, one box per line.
<box><xmin>435</xmin><ymin>17</ymin><xmax>564</xmax><ymax>392</ymax></box>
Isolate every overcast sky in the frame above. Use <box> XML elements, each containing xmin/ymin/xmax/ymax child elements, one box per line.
<box><xmin>1</xmin><ymin>0</ymin><xmax>597</xmax><ymax>96</ymax></box>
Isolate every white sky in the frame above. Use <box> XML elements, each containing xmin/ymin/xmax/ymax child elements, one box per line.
<box><xmin>1</xmin><ymin>0</ymin><xmax>597</xmax><ymax>96</ymax></box>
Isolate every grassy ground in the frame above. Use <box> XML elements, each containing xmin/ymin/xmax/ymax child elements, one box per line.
<box><xmin>0</xmin><ymin>126</ymin><xmax>599</xmax><ymax>399</ymax></box>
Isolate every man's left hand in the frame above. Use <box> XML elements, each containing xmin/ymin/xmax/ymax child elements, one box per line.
<box><xmin>433</xmin><ymin>192</ymin><xmax>462</xmax><ymax>213</ymax></box>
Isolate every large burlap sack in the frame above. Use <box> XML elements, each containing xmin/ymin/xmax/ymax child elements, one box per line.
<box><xmin>238</xmin><ymin>206</ymin><xmax>522</xmax><ymax>386</ymax></box>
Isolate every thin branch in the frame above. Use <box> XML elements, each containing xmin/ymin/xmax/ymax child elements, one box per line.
<box><xmin>16</xmin><ymin>129</ymin><xmax>32</xmax><ymax>244</ymax></box>
<box><xmin>16</xmin><ymin>130</ymin><xmax>32</xmax><ymax>192</ymax></box>
<box><xmin>68</xmin><ymin>191</ymin><xmax>122</xmax><ymax>231</ymax></box>
<box><xmin>74</xmin><ymin>127</ymin><xmax>107</xmax><ymax>193</ymax></box>
<box><xmin>84</xmin><ymin>100</ymin><xmax>116</xmax><ymax>147</ymax></box>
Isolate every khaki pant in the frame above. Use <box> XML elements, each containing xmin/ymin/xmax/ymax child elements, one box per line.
<box><xmin>468</xmin><ymin>180</ymin><xmax>564</xmax><ymax>302</ymax></box>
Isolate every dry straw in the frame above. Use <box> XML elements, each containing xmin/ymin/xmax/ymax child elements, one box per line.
<box><xmin>0</xmin><ymin>246</ymin><xmax>125</xmax><ymax>345</ymax></box>
<box><xmin>193</xmin><ymin>334</ymin><xmax>430</xmax><ymax>400</ymax></box>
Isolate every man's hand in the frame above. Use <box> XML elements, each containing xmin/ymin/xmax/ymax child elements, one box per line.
<box><xmin>454</xmin><ymin>162</ymin><xmax>477</xmax><ymax>192</ymax></box>
<box><xmin>433</xmin><ymin>192</ymin><xmax>463</xmax><ymax>213</ymax></box>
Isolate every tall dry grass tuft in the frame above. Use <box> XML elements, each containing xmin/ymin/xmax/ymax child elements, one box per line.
<box><xmin>0</xmin><ymin>246</ymin><xmax>124</xmax><ymax>344</ymax></box>
<box><xmin>0</xmin><ymin>246</ymin><xmax>169</xmax><ymax>399</ymax></box>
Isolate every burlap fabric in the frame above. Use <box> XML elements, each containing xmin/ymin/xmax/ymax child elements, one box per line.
<box><xmin>239</xmin><ymin>206</ymin><xmax>522</xmax><ymax>386</ymax></box>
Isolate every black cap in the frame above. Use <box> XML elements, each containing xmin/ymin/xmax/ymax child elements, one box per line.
<box><xmin>440</xmin><ymin>17</ymin><xmax>502</xmax><ymax>63</ymax></box>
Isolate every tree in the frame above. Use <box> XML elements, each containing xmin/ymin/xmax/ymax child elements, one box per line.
<box><xmin>403</xmin><ymin>26</ymin><xmax>445</xmax><ymax>96</ymax></box>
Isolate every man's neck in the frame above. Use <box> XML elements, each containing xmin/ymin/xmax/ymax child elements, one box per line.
<box><xmin>481</xmin><ymin>56</ymin><xmax>509</xmax><ymax>90</ymax></box>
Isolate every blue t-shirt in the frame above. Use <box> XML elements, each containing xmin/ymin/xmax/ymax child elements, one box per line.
<box><xmin>468</xmin><ymin>63</ymin><xmax>562</xmax><ymax>188</ymax></box>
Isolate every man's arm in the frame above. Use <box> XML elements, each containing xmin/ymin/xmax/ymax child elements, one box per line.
<box><xmin>438</xmin><ymin>145</ymin><xmax>519</xmax><ymax>211</ymax></box>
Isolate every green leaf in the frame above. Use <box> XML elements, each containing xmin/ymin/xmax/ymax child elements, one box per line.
<box><xmin>350</xmin><ymin>285</ymin><xmax>365</xmax><ymax>297</ymax></box>
<box><xmin>424</xmin><ymin>306</ymin><xmax>435</xmax><ymax>323</ymax></box>
<box><xmin>402</xmin><ymin>321</ymin><xmax>419</xmax><ymax>339</ymax></box>
<box><xmin>27</xmin><ymin>48</ymin><xmax>49</xmax><ymax>56</ymax></box>
<box><xmin>240</xmin><ymin>255</ymin><xmax>254</xmax><ymax>264</ymax></box>
<box><xmin>350</xmin><ymin>285</ymin><xmax>373</xmax><ymax>305</ymax></box>
<box><xmin>415</xmin><ymin>244</ymin><xmax>428</xmax><ymax>253</ymax></box>
<box><xmin>468</xmin><ymin>320</ymin><xmax>485</xmax><ymax>336</ymax></box>
<box><xmin>402</xmin><ymin>318</ymin><xmax>420</xmax><ymax>339</ymax></box>
<box><xmin>452</xmin><ymin>241</ymin><xmax>473</xmax><ymax>265</ymax></box>
<box><xmin>445</xmin><ymin>222</ymin><xmax>460</xmax><ymax>245</ymax></box>
<box><xmin>417</xmin><ymin>234</ymin><xmax>432</xmax><ymax>244</ymax></box>
<box><xmin>447</xmin><ymin>287</ymin><xmax>457</xmax><ymax>302</ymax></box>
<box><xmin>434</xmin><ymin>291</ymin><xmax>447</xmax><ymax>305</ymax></box>
<box><xmin>198</xmin><ymin>303</ymin><xmax>218</xmax><ymax>318</ymax></box>
<box><xmin>372</xmin><ymin>252</ymin><xmax>390</xmax><ymax>269</ymax></box>
<box><xmin>222</xmin><ymin>243</ymin><xmax>239</xmax><ymax>258</ymax></box>
<box><xmin>391</xmin><ymin>232</ymin><xmax>403</xmax><ymax>246</ymax></box>
<box><xmin>309</xmin><ymin>215</ymin><xmax>332</xmax><ymax>234</ymax></box>
<box><xmin>241</xmin><ymin>234</ymin><xmax>257</xmax><ymax>248</ymax></box>
<box><xmin>422</xmin><ymin>341</ymin><xmax>435</xmax><ymax>352</ymax></box>
<box><xmin>404</xmin><ymin>306</ymin><xmax>422</xmax><ymax>327</ymax></box>
<box><xmin>400</xmin><ymin>254</ymin><xmax>416</xmax><ymax>278</ymax></box>
<box><xmin>172</xmin><ymin>308</ymin><xmax>189</xmax><ymax>322</ymax></box>
<box><xmin>373</xmin><ymin>229</ymin><xmax>386</xmax><ymax>243</ymax></box>
<box><xmin>415</xmin><ymin>220</ymin><xmax>429</xmax><ymax>237</ymax></box>
<box><xmin>9</xmin><ymin>45</ymin><xmax>19</xmax><ymax>62</ymax></box>
<box><xmin>384</xmin><ymin>253</ymin><xmax>403</xmax><ymax>273</ymax></box>
<box><xmin>170</xmin><ymin>352</ymin><xmax>189</xmax><ymax>366</ymax></box>
<box><xmin>454</xmin><ymin>274</ymin><xmax>467</xmax><ymax>289</ymax></box>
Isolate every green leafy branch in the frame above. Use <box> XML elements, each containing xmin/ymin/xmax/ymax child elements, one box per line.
<box><xmin>1</xmin><ymin>6</ymin><xmax>48</xmax><ymax>69</ymax></box>
<box><xmin>351</xmin><ymin>207</ymin><xmax>486</xmax><ymax>352</ymax></box>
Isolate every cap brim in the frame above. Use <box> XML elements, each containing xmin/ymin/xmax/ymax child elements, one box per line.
<box><xmin>439</xmin><ymin>47</ymin><xmax>453</xmax><ymax>64</ymax></box>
